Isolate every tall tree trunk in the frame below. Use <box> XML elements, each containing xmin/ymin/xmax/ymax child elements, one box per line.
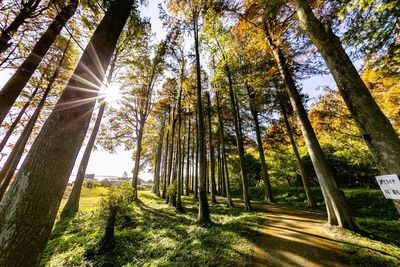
<box><xmin>216</xmin><ymin>91</ymin><xmax>233</xmax><ymax>207</ymax></box>
<box><xmin>0</xmin><ymin>0</ymin><xmax>42</xmax><ymax>55</ymax></box>
<box><xmin>206</xmin><ymin>92</ymin><xmax>217</xmax><ymax>204</ymax></box>
<box><xmin>225</xmin><ymin>65</ymin><xmax>252</xmax><ymax>211</ymax></box>
<box><xmin>132</xmin><ymin>122</ymin><xmax>144</xmax><ymax>201</ymax></box>
<box><xmin>217</xmin><ymin>143</ymin><xmax>221</xmax><ymax>195</ymax></box>
<box><xmin>61</xmin><ymin>56</ymin><xmax>115</xmax><ymax>218</ymax></box>
<box><xmin>191</xmin><ymin>125</ymin><xmax>195</xmax><ymax>193</ymax></box>
<box><xmin>161</xmin><ymin>109</ymin><xmax>171</xmax><ymax>199</ymax></box>
<box><xmin>0</xmin><ymin>74</ymin><xmax>44</xmax><ymax>154</ymax></box>
<box><xmin>263</xmin><ymin>22</ymin><xmax>356</xmax><ymax>230</ymax></box>
<box><xmin>246</xmin><ymin>85</ymin><xmax>274</xmax><ymax>203</ymax></box>
<box><xmin>278</xmin><ymin>94</ymin><xmax>316</xmax><ymax>208</ymax></box>
<box><xmin>166</xmin><ymin>108</ymin><xmax>176</xmax><ymax>203</ymax></box>
<box><xmin>0</xmin><ymin>1</ymin><xmax>133</xmax><ymax>264</ymax></box>
<box><xmin>0</xmin><ymin>36</ymin><xmax>69</xmax><ymax>198</ymax></box>
<box><xmin>194</xmin><ymin>108</ymin><xmax>199</xmax><ymax>199</ymax></box>
<box><xmin>154</xmin><ymin>120</ymin><xmax>165</xmax><ymax>197</ymax></box>
<box><xmin>176</xmin><ymin>124</ymin><xmax>184</xmax><ymax>212</ymax></box>
<box><xmin>0</xmin><ymin>0</ymin><xmax>78</xmax><ymax>125</ymax></box>
<box><xmin>291</xmin><ymin>0</ymin><xmax>400</xmax><ymax>212</ymax></box>
<box><xmin>278</xmin><ymin>95</ymin><xmax>317</xmax><ymax>209</ymax></box>
<box><xmin>193</xmin><ymin>18</ymin><xmax>212</xmax><ymax>226</ymax></box>
<box><xmin>185</xmin><ymin>116</ymin><xmax>191</xmax><ymax>196</ymax></box>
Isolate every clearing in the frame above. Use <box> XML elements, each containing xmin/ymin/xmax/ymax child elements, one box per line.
<box><xmin>42</xmin><ymin>187</ymin><xmax>400</xmax><ymax>266</ymax></box>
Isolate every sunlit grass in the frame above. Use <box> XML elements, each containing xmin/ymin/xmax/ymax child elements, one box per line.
<box><xmin>44</xmin><ymin>188</ymin><xmax>264</xmax><ymax>266</ymax></box>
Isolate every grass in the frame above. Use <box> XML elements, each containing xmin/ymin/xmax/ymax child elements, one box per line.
<box><xmin>42</xmin><ymin>187</ymin><xmax>267</xmax><ymax>266</ymax></box>
<box><xmin>43</xmin><ymin>186</ymin><xmax>400</xmax><ymax>266</ymax></box>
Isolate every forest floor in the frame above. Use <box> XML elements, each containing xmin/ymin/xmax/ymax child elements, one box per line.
<box><xmin>42</xmin><ymin>187</ymin><xmax>400</xmax><ymax>266</ymax></box>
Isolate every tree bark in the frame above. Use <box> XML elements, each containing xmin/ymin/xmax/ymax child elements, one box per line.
<box><xmin>0</xmin><ymin>74</ymin><xmax>44</xmax><ymax>154</ymax></box>
<box><xmin>206</xmin><ymin>92</ymin><xmax>217</xmax><ymax>204</ymax></box>
<box><xmin>225</xmin><ymin>65</ymin><xmax>251</xmax><ymax>211</ymax></box>
<box><xmin>0</xmin><ymin>0</ymin><xmax>78</xmax><ymax>125</ymax></box>
<box><xmin>0</xmin><ymin>0</ymin><xmax>43</xmax><ymax>55</ymax></box>
<box><xmin>263</xmin><ymin>22</ymin><xmax>356</xmax><ymax>230</ymax></box>
<box><xmin>246</xmin><ymin>85</ymin><xmax>274</xmax><ymax>203</ymax></box>
<box><xmin>216</xmin><ymin>91</ymin><xmax>233</xmax><ymax>207</ymax></box>
<box><xmin>0</xmin><ymin>37</ymin><xmax>70</xmax><ymax>198</ymax></box>
<box><xmin>132</xmin><ymin>122</ymin><xmax>145</xmax><ymax>201</ymax></box>
<box><xmin>185</xmin><ymin>116</ymin><xmax>191</xmax><ymax>196</ymax></box>
<box><xmin>61</xmin><ymin>56</ymin><xmax>115</xmax><ymax>218</ymax></box>
<box><xmin>154</xmin><ymin>120</ymin><xmax>165</xmax><ymax>197</ymax></box>
<box><xmin>278</xmin><ymin>94</ymin><xmax>317</xmax><ymax>208</ymax></box>
<box><xmin>290</xmin><ymin>0</ymin><xmax>400</xmax><ymax>212</ymax></box>
<box><xmin>161</xmin><ymin>109</ymin><xmax>171</xmax><ymax>199</ymax></box>
<box><xmin>0</xmin><ymin>1</ymin><xmax>133</xmax><ymax>264</ymax></box>
<box><xmin>193</xmin><ymin>18</ymin><xmax>212</xmax><ymax>226</ymax></box>
<box><xmin>194</xmin><ymin>108</ymin><xmax>199</xmax><ymax>199</ymax></box>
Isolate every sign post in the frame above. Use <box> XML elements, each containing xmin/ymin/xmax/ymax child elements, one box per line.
<box><xmin>375</xmin><ymin>174</ymin><xmax>400</xmax><ymax>200</ymax></box>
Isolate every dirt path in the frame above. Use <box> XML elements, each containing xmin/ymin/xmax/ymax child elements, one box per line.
<box><xmin>245</xmin><ymin>202</ymin><xmax>351</xmax><ymax>267</ymax></box>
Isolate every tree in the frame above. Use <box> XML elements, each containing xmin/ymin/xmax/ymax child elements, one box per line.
<box><xmin>206</xmin><ymin>92</ymin><xmax>217</xmax><ymax>204</ymax></box>
<box><xmin>0</xmin><ymin>37</ymin><xmax>71</xmax><ymax>199</ymax></box>
<box><xmin>0</xmin><ymin>0</ymin><xmax>135</xmax><ymax>264</ymax></box>
<box><xmin>61</xmin><ymin>57</ymin><xmax>116</xmax><ymax>218</ymax></box>
<box><xmin>0</xmin><ymin>0</ymin><xmax>49</xmax><ymax>55</ymax></box>
<box><xmin>290</xmin><ymin>0</ymin><xmax>400</xmax><ymax>212</ymax></box>
<box><xmin>215</xmin><ymin>90</ymin><xmax>234</xmax><ymax>207</ymax></box>
<box><xmin>277</xmin><ymin>91</ymin><xmax>316</xmax><ymax>208</ymax></box>
<box><xmin>167</xmin><ymin>0</ymin><xmax>212</xmax><ymax>225</ymax></box>
<box><xmin>0</xmin><ymin>0</ymin><xmax>79</xmax><ymax>125</ymax></box>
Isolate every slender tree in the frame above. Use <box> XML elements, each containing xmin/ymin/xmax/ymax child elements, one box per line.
<box><xmin>0</xmin><ymin>0</ymin><xmax>78</xmax><ymax>125</ymax></box>
<box><xmin>61</xmin><ymin>58</ymin><xmax>116</xmax><ymax>218</ymax></box>
<box><xmin>246</xmin><ymin>84</ymin><xmax>274</xmax><ymax>203</ymax></box>
<box><xmin>277</xmin><ymin>92</ymin><xmax>316</xmax><ymax>208</ymax></box>
<box><xmin>0</xmin><ymin>1</ymin><xmax>135</xmax><ymax>264</ymax></box>
<box><xmin>290</xmin><ymin>0</ymin><xmax>400</xmax><ymax>212</ymax></box>
<box><xmin>262</xmin><ymin>17</ymin><xmax>356</xmax><ymax>230</ymax></box>
<box><xmin>0</xmin><ymin>37</ymin><xmax>70</xmax><ymax>195</ymax></box>
<box><xmin>185</xmin><ymin>115</ymin><xmax>191</xmax><ymax>196</ymax></box>
<box><xmin>206</xmin><ymin>92</ymin><xmax>217</xmax><ymax>204</ymax></box>
<box><xmin>215</xmin><ymin>91</ymin><xmax>233</xmax><ymax>207</ymax></box>
<box><xmin>0</xmin><ymin>0</ymin><xmax>48</xmax><ymax>54</ymax></box>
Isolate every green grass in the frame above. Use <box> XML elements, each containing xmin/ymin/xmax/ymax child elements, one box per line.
<box><xmin>43</xmin><ymin>188</ymin><xmax>267</xmax><ymax>266</ymax></box>
<box><xmin>43</xmin><ymin>186</ymin><xmax>400</xmax><ymax>266</ymax></box>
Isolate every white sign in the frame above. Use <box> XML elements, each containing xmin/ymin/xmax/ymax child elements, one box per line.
<box><xmin>376</xmin><ymin>174</ymin><xmax>400</xmax><ymax>200</ymax></box>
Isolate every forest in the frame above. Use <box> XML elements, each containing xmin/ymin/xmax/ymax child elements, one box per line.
<box><xmin>0</xmin><ymin>0</ymin><xmax>399</xmax><ymax>266</ymax></box>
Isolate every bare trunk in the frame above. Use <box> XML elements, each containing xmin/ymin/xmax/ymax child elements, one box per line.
<box><xmin>278</xmin><ymin>95</ymin><xmax>317</xmax><ymax>208</ymax></box>
<box><xmin>216</xmin><ymin>92</ymin><xmax>233</xmax><ymax>207</ymax></box>
<box><xmin>185</xmin><ymin>117</ymin><xmax>191</xmax><ymax>196</ymax></box>
<box><xmin>154</xmin><ymin>121</ymin><xmax>165</xmax><ymax>197</ymax></box>
<box><xmin>61</xmin><ymin>102</ymin><xmax>107</xmax><ymax>217</ymax></box>
<box><xmin>0</xmin><ymin>75</ymin><xmax>43</xmax><ymax>154</ymax></box>
<box><xmin>0</xmin><ymin>0</ymin><xmax>42</xmax><ymax>55</ymax></box>
<box><xmin>194</xmin><ymin>109</ymin><xmax>199</xmax><ymax>199</ymax></box>
<box><xmin>291</xmin><ymin>0</ymin><xmax>400</xmax><ymax>212</ymax></box>
<box><xmin>225</xmin><ymin>65</ymin><xmax>251</xmax><ymax>211</ymax></box>
<box><xmin>0</xmin><ymin>1</ymin><xmax>133</xmax><ymax>264</ymax></box>
<box><xmin>0</xmin><ymin>38</ymin><xmax>69</xmax><ymax>199</ymax></box>
<box><xmin>246</xmin><ymin>85</ymin><xmax>274</xmax><ymax>203</ymax></box>
<box><xmin>206</xmin><ymin>92</ymin><xmax>217</xmax><ymax>204</ymax></box>
<box><xmin>194</xmin><ymin>18</ymin><xmax>212</xmax><ymax>225</ymax></box>
<box><xmin>263</xmin><ymin>22</ymin><xmax>356</xmax><ymax>230</ymax></box>
<box><xmin>161</xmin><ymin>108</ymin><xmax>172</xmax><ymax>199</ymax></box>
<box><xmin>132</xmin><ymin>123</ymin><xmax>144</xmax><ymax>201</ymax></box>
<box><xmin>0</xmin><ymin>0</ymin><xmax>78</xmax><ymax>125</ymax></box>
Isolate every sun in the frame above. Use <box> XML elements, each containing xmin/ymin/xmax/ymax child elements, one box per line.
<box><xmin>100</xmin><ymin>82</ymin><xmax>122</xmax><ymax>107</ymax></box>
